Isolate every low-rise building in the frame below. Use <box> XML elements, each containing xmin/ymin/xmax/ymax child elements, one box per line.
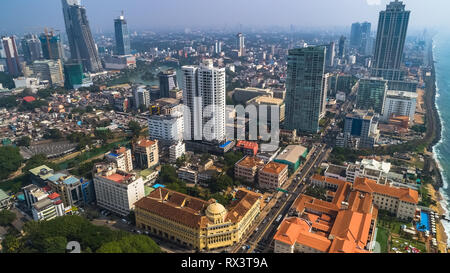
<box><xmin>274</xmin><ymin>145</ymin><xmax>308</xmax><ymax>173</ymax></box>
<box><xmin>259</xmin><ymin>162</ymin><xmax>288</xmax><ymax>190</ymax></box>
<box><xmin>235</xmin><ymin>140</ymin><xmax>258</xmax><ymax>156</ymax></box>
<box><xmin>234</xmin><ymin>156</ymin><xmax>265</xmax><ymax>183</ymax></box>
<box><xmin>135</xmin><ymin>187</ymin><xmax>262</xmax><ymax>250</ymax></box>
<box><xmin>274</xmin><ymin>176</ymin><xmax>377</xmax><ymax>253</ymax></box>
<box><xmin>178</xmin><ymin>167</ymin><xmax>198</xmax><ymax>184</ymax></box>
<box><xmin>31</xmin><ymin>197</ymin><xmax>65</xmax><ymax>221</ymax></box>
<box><xmin>353</xmin><ymin>177</ymin><xmax>418</xmax><ymax>220</ymax></box>
<box><xmin>0</xmin><ymin>189</ymin><xmax>12</xmax><ymax>209</ymax></box>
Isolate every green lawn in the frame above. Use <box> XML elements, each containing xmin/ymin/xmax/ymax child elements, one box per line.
<box><xmin>390</xmin><ymin>238</ymin><xmax>427</xmax><ymax>253</ymax></box>
<box><xmin>376</xmin><ymin>227</ymin><xmax>389</xmax><ymax>253</ymax></box>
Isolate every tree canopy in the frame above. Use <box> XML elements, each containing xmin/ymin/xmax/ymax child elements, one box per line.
<box><xmin>0</xmin><ymin>146</ymin><xmax>23</xmax><ymax>180</ymax></box>
<box><xmin>2</xmin><ymin>215</ymin><xmax>161</xmax><ymax>253</ymax></box>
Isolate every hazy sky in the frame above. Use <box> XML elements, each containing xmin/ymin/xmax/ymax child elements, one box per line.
<box><xmin>0</xmin><ymin>0</ymin><xmax>449</xmax><ymax>34</ymax></box>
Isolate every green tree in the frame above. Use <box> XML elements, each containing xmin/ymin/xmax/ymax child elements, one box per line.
<box><xmin>43</xmin><ymin>128</ymin><xmax>63</xmax><ymax>140</ymax></box>
<box><xmin>0</xmin><ymin>146</ymin><xmax>23</xmax><ymax>180</ymax></box>
<box><xmin>43</xmin><ymin>236</ymin><xmax>67</xmax><ymax>253</ymax></box>
<box><xmin>0</xmin><ymin>210</ymin><xmax>17</xmax><ymax>226</ymax></box>
<box><xmin>1</xmin><ymin>234</ymin><xmax>22</xmax><ymax>253</ymax></box>
<box><xmin>97</xmin><ymin>235</ymin><xmax>161</xmax><ymax>253</ymax></box>
<box><xmin>128</xmin><ymin>120</ymin><xmax>142</xmax><ymax>139</ymax></box>
<box><xmin>0</xmin><ymin>95</ymin><xmax>19</xmax><ymax>109</ymax></box>
<box><xmin>0</xmin><ymin>72</ymin><xmax>15</xmax><ymax>89</ymax></box>
<box><xmin>16</xmin><ymin>136</ymin><xmax>31</xmax><ymax>147</ymax></box>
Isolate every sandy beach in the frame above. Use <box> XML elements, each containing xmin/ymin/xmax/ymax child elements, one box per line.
<box><xmin>426</xmin><ymin>184</ymin><xmax>448</xmax><ymax>252</ymax></box>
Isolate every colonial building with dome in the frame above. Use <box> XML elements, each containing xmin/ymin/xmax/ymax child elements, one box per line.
<box><xmin>134</xmin><ymin>187</ymin><xmax>262</xmax><ymax>250</ymax></box>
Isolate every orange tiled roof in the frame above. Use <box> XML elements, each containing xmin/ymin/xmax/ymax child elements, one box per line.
<box><xmin>235</xmin><ymin>156</ymin><xmax>265</xmax><ymax>169</ymax></box>
<box><xmin>261</xmin><ymin>161</ymin><xmax>288</xmax><ymax>175</ymax></box>
<box><xmin>353</xmin><ymin>177</ymin><xmax>419</xmax><ymax>204</ymax></box>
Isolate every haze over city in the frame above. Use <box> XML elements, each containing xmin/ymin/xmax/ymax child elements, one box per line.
<box><xmin>1</xmin><ymin>0</ymin><xmax>450</xmax><ymax>34</ymax></box>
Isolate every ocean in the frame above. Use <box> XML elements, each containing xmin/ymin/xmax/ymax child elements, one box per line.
<box><xmin>432</xmin><ymin>31</ymin><xmax>450</xmax><ymax>246</ymax></box>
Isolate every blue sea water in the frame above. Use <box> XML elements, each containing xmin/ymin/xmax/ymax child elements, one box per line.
<box><xmin>432</xmin><ymin>32</ymin><xmax>450</xmax><ymax>245</ymax></box>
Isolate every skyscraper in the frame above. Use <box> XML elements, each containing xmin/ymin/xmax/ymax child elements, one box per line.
<box><xmin>61</xmin><ymin>0</ymin><xmax>102</xmax><ymax>73</ymax></box>
<box><xmin>360</xmin><ymin>22</ymin><xmax>372</xmax><ymax>54</ymax></box>
<box><xmin>324</xmin><ymin>42</ymin><xmax>335</xmax><ymax>67</ymax></box>
<box><xmin>237</xmin><ymin>33</ymin><xmax>245</xmax><ymax>57</ymax></box>
<box><xmin>338</xmin><ymin>36</ymin><xmax>346</xmax><ymax>59</ymax></box>
<box><xmin>350</xmin><ymin>23</ymin><xmax>362</xmax><ymax>48</ymax></box>
<box><xmin>114</xmin><ymin>12</ymin><xmax>131</xmax><ymax>55</ymax></box>
<box><xmin>285</xmin><ymin>46</ymin><xmax>326</xmax><ymax>134</ymax></box>
<box><xmin>182</xmin><ymin>59</ymin><xmax>226</xmax><ymax>142</ymax></box>
<box><xmin>356</xmin><ymin>78</ymin><xmax>388</xmax><ymax>114</ymax></box>
<box><xmin>350</xmin><ymin>22</ymin><xmax>371</xmax><ymax>54</ymax></box>
<box><xmin>39</xmin><ymin>31</ymin><xmax>64</xmax><ymax>60</ymax></box>
<box><xmin>371</xmin><ymin>0</ymin><xmax>410</xmax><ymax>80</ymax></box>
<box><xmin>158</xmin><ymin>69</ymin><xmax>178</xmax><ymax>98</ymax></box>
<box><xmin>1</xmin><ymin>36</ymin><xmax>22</xmax><ymax>77</ymax></box>
<box><xmin>21</xmin><ymin>34</ymin><xmax>42</xmax><ymax>64</ymax></box>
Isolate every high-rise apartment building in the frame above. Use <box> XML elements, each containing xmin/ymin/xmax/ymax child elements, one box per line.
<box><xmin>285</xmin><ymin>46</ymin><xmax>326</xmax><ymax>134</ymax></box>
<box><xmin>61</xmin><ymin>0</ymin><xmax>102</xmax><ymax>72</ymax></box>
<box><xmin>40</xmin><ymin>31</ymin><xmax>64</xmax><ymax>60</ymax></box>
<box><xmin>1</xmin><ymin>36</ymin><xmax>22</xmax><ymax>77</ymax></box>
<box><xmin>338</xmin><ymin>36</ymin><xmax>346</xmax><ymax>59</ymax></box>
<box><xmin>21</xmin><ymin>34</ymin><xmax>42</xmax><ymax>64</ymax></box>
<box><xmin>237</xmin><ymin>33</ymin><xmax>245</xmax><ymax>57</ymax></box>
<box><xmin>133</xmin><ymin>85</ymin><xmax>150</xmax><ymax>110</ymax></box>
<box><xmin>350</xmin><ymin>22</ymin><xmax>371</xmax><ymax>54</ymax></box>
<box><xmin>105</xmin><ymin>146</ymin><xmax>133</xmax><ymax>173</ymax></box>
<box><xmin>133</xmin><ymin>139</ymin><xmax>159</xmax><ymax>169</ymax></box>
<box><xmin>182</xmin><ymin>59</ymin><xmax>226</xmax><ymax>142</ymax></box>
<box><xmin>343</xmin><ymin>110</ymin><xmax>380</xmax><ymax>149</ymax></box>
<box><xmin>158</xmin><ymin>69</ymin><xmax>178</xmax><ymax>98</ymax></box>
<box><xmin>114</xmin><ymin>12</ymin><xmax>131</xmax><ymax>55</ymax></box>
<box><xmin>356</xmin><ymin>78</ymin><xmax>388</xmax><ymax>114</ymax></box>
<box><xmin>371</xmin><ymin>0</ymin><xmax>410</xmax><ymax>80</ymax></box>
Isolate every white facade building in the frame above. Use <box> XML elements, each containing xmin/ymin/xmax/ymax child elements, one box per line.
<box><xmin>93</xmin><ymin>163</ymin><xmax>145</xmax><ymax>216</ymax></box>
<box><xmin>382</xmin><ymin>90</ymin><xmax>417</xmax><ymax>121</ymax></box>
<box><xmin>182</xmin><ymin>59</ymin><xmax>226</xmax><ymax>142</ymax></box>
<box><xmin>148</xmin><ymin>112</ymin><xmax>184</xmax><ymax>142</ymax></box>
<box><xmin>169</xmin><ymin>141</ymin><xmax>186</xmax><ymax>162</ymax></box>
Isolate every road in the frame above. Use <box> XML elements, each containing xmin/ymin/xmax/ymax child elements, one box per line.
<box><xmin>232</xmin><ymin>144</ymin><xmax>331</xmax><ymax>253</ymax></box>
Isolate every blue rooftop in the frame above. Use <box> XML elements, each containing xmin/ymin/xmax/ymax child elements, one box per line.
<box><xmin>108</xmin><ymin>153</ymin><xmax>119</xmax><ymax>157</ymax></box>
<box><xmin>48</xmin><ymin>173</ymin><xmax>66</xmax><ymax>182</ymax></box>
<box><xmin>63</xmin><ymin>176</ymin><xmax>80</xmax><ymax>185</ymax></box>
<box><xmin>152</xmin><ymin>184</ymin><xmax>166</xmax><ymax>189</ymax></box>
<box><xmin>219</xmin><ymin>141</ymin><xmax>232</xmax><ymax>148</ymax></box>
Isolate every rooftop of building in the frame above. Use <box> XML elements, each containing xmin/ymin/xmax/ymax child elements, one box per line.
<box><xmin>135</xmin><ymin>187</ymin><xmax>261</xmax><ymax>229</ymax></box>
<box><xmin>386</xmin><ymin>90</ymin><xmax>418</xmax><ymax>98</ymax></box>
<box><xmin>275</xmin><ymin>175</ymin><xmax>376</xmax><ymax>253</ymax></box>
<box><xmin>236</xmin><ymin>140</ymin><xmax>258</xmax><ymax>150</ymax></box>
<box><xmin>275</xmin><ymin>145</ymin><xmax>308</xmax><ymax>164</ymax></box>
<box><xmin>353</xmin><ymin>177</ymin><xmax>419</xmax><ymax>204</ymax></box>
<box><xmin>135</xmin><ymin>139</ymin><xmax>157</xmax><ymax>148</ymax></box>
<box><xmin>235</xmin><ymin>156</ymin><xmax>265</xmax><ymax>169</ymax></box>
<box><xmin>0</xmin><ymin>189</ymin><xmax>10</xmax><ymax>201</ymax></box>
<box><xmin>261</xmin><ymin>161</ymin><xmax>288</xmax><ymax>175</ymax></box>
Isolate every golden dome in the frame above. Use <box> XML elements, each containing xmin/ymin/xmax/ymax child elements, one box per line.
<box><xmin>207</xmin><ymin>202</ymin><xmax>226</xmax><ymax>215</ymax></box>
<box><xmin>206</xmin><ymin>202</ymin><xmax>227</xmax><ymax>223</ymax></box>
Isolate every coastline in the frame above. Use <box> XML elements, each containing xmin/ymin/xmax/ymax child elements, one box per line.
<box><xmin>427</xmin><ymin>36</ymin><xmax>449</xmax><ymax>252</ymax></box>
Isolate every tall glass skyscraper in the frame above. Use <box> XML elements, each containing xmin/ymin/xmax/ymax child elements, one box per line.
<box><xmin>356</xmin><ymin>78</ymin><xmax>388</xmax><ymax>114</ymax></box>
<box><xmin>285</xmin><ymin>46</ymin><xmax>326</xmax><ymax>134</ymax></box>
<box><xmin>371</xmin><ymin>0</ymin><xmax>410</xmax><ymax>80</ymax></box>
<box><xmin>61</xmin><ymin>0</ymin><xmax>102</xmax><ymax>73</ymax></box>
<box><xmin>350</xmin><ymin>21</ymin><xmax>371</xmax><ymax>54</ymax></box>
<box><xmin>114</xmin><ymin>13</ymin><xmax>131</xmax><ymax>55</ymax></box>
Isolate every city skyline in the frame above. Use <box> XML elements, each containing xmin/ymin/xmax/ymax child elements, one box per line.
<box><xmin>1</xmin><ymin>0</ymin><xmax>450</xmax><ymax>34</ymax></box>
